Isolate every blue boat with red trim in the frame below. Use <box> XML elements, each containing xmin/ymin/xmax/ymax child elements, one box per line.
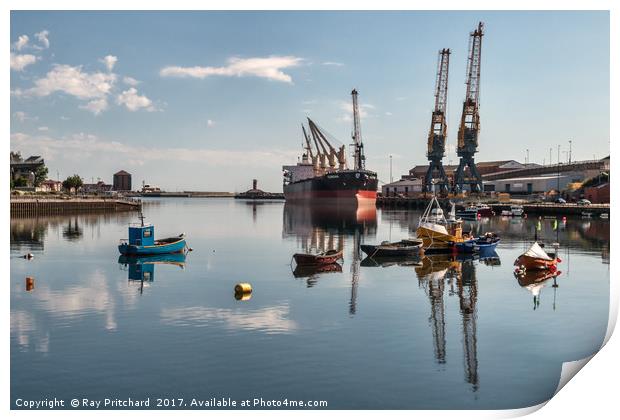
<box><xmin>118</xmin><ymin>214</ymin><xmax>187</xmax><ymax>256</ymax></box>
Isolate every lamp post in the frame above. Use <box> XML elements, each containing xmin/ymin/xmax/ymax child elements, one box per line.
<box><xmin>557</xmin><ymin>145</ymin><xmax>561</xmax><ymax>195</ymax></box>
<box><xmin>389</xmin><ymin>154</ymin><xmax>393</xmax><ymax>183</ymax></box>
<box><xmin>568</xmin><ymin>140</ymin><xmax>572</xmax><ymax>164</ymax></box>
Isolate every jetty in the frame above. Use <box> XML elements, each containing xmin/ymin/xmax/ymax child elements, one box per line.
<box><xmin>10</xmin><ymin>197</ymin><xmax>141</xmax><ymax>217</ymax></box>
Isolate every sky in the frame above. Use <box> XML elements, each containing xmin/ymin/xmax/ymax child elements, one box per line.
<box><xmin>10</xmin><ymin>11</ymin><xmax>610</xmax><ymax>192</ymax></box>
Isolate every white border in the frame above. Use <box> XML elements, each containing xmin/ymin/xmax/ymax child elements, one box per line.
<box><xmin>4</xmin><ymin>1</ymin><xmax>617</xmax><ymax>419</ymax></box>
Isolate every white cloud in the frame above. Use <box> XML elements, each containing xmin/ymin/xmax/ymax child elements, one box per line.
<box><xmin>60</xmin><ymin>116</ymin><xmax>70</xmax><ymax>121</ymax></box>
<box><xmin>13</xmin><ymin>111</ymin><xmax>29</xmax><ymax>122</ymax></box>
<box><xmin>10</xmin><ymin>53</ymin><xmax>37</xmax><ymax>71</ymax></box>
<box><xmin>38</xmin><ymin>126</ymin><xmax>49</xmax><ymax>131</ymax></box>
<box><xmin>160</xmin><ymin>55</ymin><xmax>303</xmax><ymax>83</ymax></box>
<box><xmin>100</xmin><ymin>55</ymin><xmax>118</xmax><ymax>72</ymax></box>
<box><xmin>26</xmin><ymin>64</ymin><xmax>116</xmax><ymax>99</ymax></box>
<box><xmin>14</xmin><ymin>35</ymin><xmax>29</xmax><ymax>51</ymax></box>
<box><xmin>80</xmin><ymin>98</ymin><xmax>109</xmax><ymax>115</ymax></box>
<box><xmin>207</xmin><ymin>119</ymin><xmax>215</xmax><ymax>127</ymax></box>
<box><xmin>385</xmin><ymin>111</ymin><xmax>393</xmax><ymax>116</ymax></box>
<box><xmin>322</xmin><ymin>61</ymin><xmax>344</xmax><ymax>67</ymax></box>
<box><xmin>338</xmin><ymin>101</ymin><xmax>375</xmax><ymax>122</ymax></box>
<box><xmin>34</xmin><ymin>30</ymin><xmax>50</xmax><ymax>49</ymax></box>
<box><xmin>11</xmin><ymin>132</ymin><xmax>298</xmax><ymax>169</ymax></box>
<box><xmin>116</xmin><ymin>88</ymin><xmax>155</xmax><ymax>112</ymax></box>
<box><xmin>122</xmin><ymin>76</ymin><xmax>140</xmax><ymax>86</ymax></box>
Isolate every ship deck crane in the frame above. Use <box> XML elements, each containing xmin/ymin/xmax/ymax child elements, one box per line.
<box><xmin>454</xmin><ymin>22</ymin><xmax>484</xmax><ymax>193</ymax></box>
<box><xmin>423</xmin><ymin>48</ymin><xmax>451</xmax><ymax>194</ymax></box>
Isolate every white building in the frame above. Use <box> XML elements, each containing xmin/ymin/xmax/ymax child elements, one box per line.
<box><xmin>381</xmin><ymin>178</ymin><xmax>423</xmax><ymax>196</ymax></box>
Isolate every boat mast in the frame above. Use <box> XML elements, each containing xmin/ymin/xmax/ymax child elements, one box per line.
<box><xmin>351</xmin><ymin>89</ymin><xmax>366</xmax><ymax>170</ymax></box>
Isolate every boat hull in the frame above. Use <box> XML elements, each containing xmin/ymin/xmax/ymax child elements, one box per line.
<box><xmin>118</xmin><ymin>237</ymin><xmax>186</xmax><ymax>256</ymax></box>
<box><xmin>293</xmin><ymin>250</ymin><xmax>343</xmax><ymax>265</ymax></box>
<box><xmin>415</xmin><ymin>225</ymin><xmax>461</xmax><ymax>253</ymax></box>
<box><xmin>283</xmin><ymin>170</ymin><xmax>378</xmax><ymax>204</ymax></box>
<box><xmin>513</xmin><ymin>255</ymin><xmax>558</xmax><ymax>271</ymax></box>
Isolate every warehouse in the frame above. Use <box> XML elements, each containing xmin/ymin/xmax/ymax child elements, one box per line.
<box><xmin>381</xmin><ymin>178</ymin><xmax>423</xmax><ymax>196</ymax></box>
<box><xmin>483</xmin><ymin>174</ymin><xmax>574</xmax><ymax>194</ymax></box>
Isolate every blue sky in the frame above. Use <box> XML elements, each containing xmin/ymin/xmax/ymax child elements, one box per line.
<box><xmin>10</xmin><ymin>11</ymin><xmax>609</xmax><ymax>192</ymax></box>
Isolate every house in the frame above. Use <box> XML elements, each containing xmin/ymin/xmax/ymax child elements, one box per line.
<box><xmin>37</xmin><ymin>179</ymin><xmax>62</xmax><ymax>192</ymax></box>
<box><xmin>584</xmin><ymin>183</ymin><xmax>610</xmax><ymax>204</ymax></box>
<box><xmin>10</xmin><ymin>154</ymin><xmax>45</xmax><ymax>186</ymax></box>
<box><xmin>82</xmin><ymin>181</ymin><xmax>113</xmax><ymax>194</ymax></box>
<box><xmin>113</xmin><ymin>170</ymin><xmax>132</xmax><ymax>191</ymax></box>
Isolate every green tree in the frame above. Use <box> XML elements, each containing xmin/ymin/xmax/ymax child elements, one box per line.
<box><xmin>62</xmin><ymin>174</ymin><xmax>83</xmax><ymax>193</ymax></box>
<box><xmin>14</xmin><ymin>177</ymin><xmax>29</xmax><ymax>187</ymax></box>
<box><xmin>34</xmin><ymin>165</ymin><xmax>48</xmax><ymax>187</ymax></box>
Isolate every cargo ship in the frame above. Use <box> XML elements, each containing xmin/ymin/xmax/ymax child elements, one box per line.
<box><xmin>282</xmin><ymin>89</ymin><xmax>378</xmax><ymax>204</ymax></box>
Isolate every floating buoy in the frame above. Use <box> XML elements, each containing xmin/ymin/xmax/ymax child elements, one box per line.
<box><xmin>188</xmin><ymin>248</ymin><xmax>193</xmax><ymax>252</ymax></box>
<box><xmin>23</xmin><ymin>253</ymin><xmax>34</xmax><ymax>260</ymax></box>
<box><xmin>25</xmin><ymin>276</ymin><xmax>35</xmax><ymax>292</ymax></box>
<box><xmin>235</xmin><ymin>283</ymin><xmax>252</xmax><ymax>294</ymax></box>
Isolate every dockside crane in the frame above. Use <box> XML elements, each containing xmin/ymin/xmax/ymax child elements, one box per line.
<box><xmin>423</xmin><ymin>48</ymin><xmax>451</xmax><ymax>194</ymax></box>
<box><xmin>351</xmin><ymin>89</ymin><xmax>366</xmax><ymax>171</ymax></box>
<box><xmin>457</xmin><ymin>259</ymin><xmax>479</xmax><ymax>392</ymax></box>
<box><xmin>454</xmin><ymin>22</ymin><xmax>484</xmax><ymax>193</ymax></box>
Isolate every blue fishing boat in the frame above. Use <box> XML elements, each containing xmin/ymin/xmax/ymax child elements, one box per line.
<box><xmin>118</xmin><ymin>214</ymin><xmax>186</xmax><ymax>256</ymax></box>
<box><xmin>474</xmin><ymin>233</ymin><xmax>500</xmax><ymax>254</ymax></box>
<box><xmin>453</xmin><ymin>238</ymin><xmax>477</xmax><ymax>253</ymax></box>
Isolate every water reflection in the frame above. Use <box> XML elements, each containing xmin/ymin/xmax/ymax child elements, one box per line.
<box><xmin>118</xmin><ymin>254</ymin><xmax>186</xmax><ymax>294</ymax></box>
<box><xmin>515</xmin><ymin>270</ymin><xmax>562</xmax><ymax>311</ymax></box>
<box><xmin>416</xmin><ymin>254</ymin><xmax>481</xmax><ymax>392</ymax></box>
<box><xmin>283</xmin><ymin>203</ymin><xmax>377</xmax><ymax>315</ymax></box>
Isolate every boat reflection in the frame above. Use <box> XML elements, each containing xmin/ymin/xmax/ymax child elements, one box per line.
<box><xmin>360</xmin><ymin>255</ymin><xmax>423</xmax><ymax>268</ymax></box>
<box><xmin>415</xmin><ymin>253</ymin><xmax>484</xmax><ymax>392</ymax></box>
<box><xmin>292</xmin><ymin>263</ymin><xmax>343</xmax><ymax>287</ymax></box>
<box><xmin>515</xmin><ymin>269</ymin><xmax>562</xmax><ymax>311</ymax></box>
<box><xmin>118</xmin><ymin>253</ymin><xmax>186</xmax><ymax>294</ymax></box>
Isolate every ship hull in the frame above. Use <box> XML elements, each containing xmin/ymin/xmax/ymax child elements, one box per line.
<box><xmin>283</xmin><ymin>170</ymin><xmax>378</xmax><ymax>204</ymax></box>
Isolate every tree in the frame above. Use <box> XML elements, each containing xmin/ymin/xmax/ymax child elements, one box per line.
<box><xmin>34</xmin><ymin>165</ymin><xmax>48</xmax><ymax>187</ymax></box>
<box><xmin>14</xmin><ymin>177</ymin><xmax>28</xmax><ymax>187</ymax></box>
<box><xmin>62</xmin><ymin>174</ymin><xmax>83</xmax><ymax>193</ymax></box>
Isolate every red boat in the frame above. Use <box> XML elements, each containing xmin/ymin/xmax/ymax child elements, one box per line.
<box><xmin>514</xmin><ymin>242</ymin><xmax>561</xmax><ymax>271</ymax></box>
<box><xmin>293</xmin><ymin>249</ymin><xmax>343</xmax><ymax>266</ymax></box>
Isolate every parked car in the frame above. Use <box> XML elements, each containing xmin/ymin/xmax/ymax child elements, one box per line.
<box><xmin>555</xmin><ymin>198</ymin><xmax>567</xmax><ymax>204</ymax></box>
<box><xmin>577</xmin><ymin>199</ymin><xmax>592</xmax><ymax>205</ymax></box>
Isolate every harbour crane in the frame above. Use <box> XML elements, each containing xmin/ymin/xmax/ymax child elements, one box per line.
<box><xmin>458</xmin><ymin>259</ymin><xmax>479</xmax><ymax>391</ymax></box>
<box><xmin>351</xmin><ymin>89</ymin><xmax>366</xmax><ymax>170</ymax></box>
<box><xmin>454</xmin><ymin>22</ymin><xmax>484</xmax><ymax>193</ymax></box>
<box><xmin>423</xmin><ymin>48</ymin><xmax>451</xmax><ymax>194</ymax></box>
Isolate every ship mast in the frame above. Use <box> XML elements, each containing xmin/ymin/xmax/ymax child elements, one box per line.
<box><xmin>351</xmin><ymin>89</ymin><xmax>366</xmax><ymax>170</ymax></box>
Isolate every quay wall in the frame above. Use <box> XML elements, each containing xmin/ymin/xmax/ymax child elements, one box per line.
<box><xmin>10</xmin><ymin>198</ymin><xmax>142</xmax><ymax>218</ymax></box>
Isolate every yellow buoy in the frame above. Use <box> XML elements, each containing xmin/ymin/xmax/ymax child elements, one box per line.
<box><xmin>234</xmin><ymin>283</ymin><xmax>252</xmax><ymax>294</ymax></box>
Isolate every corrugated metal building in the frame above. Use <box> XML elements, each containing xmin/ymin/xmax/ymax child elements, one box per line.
<box><xmin>483</xmin><ymin>174</ymin><xmax>573</xmax><ymax>194</ymax></box>
<box><xmin>381</xmin><ymin>178</ymin><xmax>423</xmax><ymax>196</ymax></box>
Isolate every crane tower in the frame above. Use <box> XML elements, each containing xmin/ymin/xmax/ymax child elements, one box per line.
<box><xmin>454</xmin><ymin>22</ymin><xmax>484</xmax><ymax>193</ymax></box>
<box><xmin>423</xmin><ymin>48</ymin><xmax>451</xmax><ymax>194</ymax></box>
<box><xmin>351</xmin><ymin>89</ymin><xmax>366</xmax><ymax>170</ymax></box>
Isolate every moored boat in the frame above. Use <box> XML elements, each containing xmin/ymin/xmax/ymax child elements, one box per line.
<box><xmin>360</xmin><ymin>239</ymin><xmax>424</xmax><ymax>257</ymax></box>
<box><xmin>416</xmin><ymin>196</ymin><xmax>474</xmax><ymax>253</ymax></box>
<box><xmin>293</xmin><ymin>249</ymin><xmax>343</xmax><ymax>266</ymax></box>
<box><xmin>118</xmin><ymin>214</ymin><xmax>186</xmax><ymax>256</ymax></box>
<box><xmin>514</xmin><ymin>242</ymin><xmax>561</xmax><ymax>271</ymax></box>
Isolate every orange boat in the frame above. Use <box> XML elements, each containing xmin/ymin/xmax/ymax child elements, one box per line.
<box><xmin>514</xmin><ymin>242</ymin><xmax>561</xmax><ymax>271</ymax></box>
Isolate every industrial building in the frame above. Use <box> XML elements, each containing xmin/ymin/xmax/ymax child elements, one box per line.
<box><xmin>381</xmin><ymin>178</ymin><xmax>423</xmax><ymax>196</ymax></box>
<box><xmin>113</xmin><ymin>170</ymin><xmax>132</xmax><ymax>191</ymax></box>
<box><xmin>482</xmin><ymin>174</ymin><xmax>574</xmax><ymax>194</ymax></box>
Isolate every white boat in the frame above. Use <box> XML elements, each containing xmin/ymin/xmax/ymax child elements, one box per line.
<box><xmin>582</xmin><ymin>212</ymin><xmax>593</xmax><ymax>218</ymax></box>
<box><xmin>510</xmin><ymin>205</ymin><xmax>524</xmax><ymax>217</ymax></box>
<box><xmin>600</xmin><ymin>213</ymin><xmax>609</xmax><ymax>219</ymax></box>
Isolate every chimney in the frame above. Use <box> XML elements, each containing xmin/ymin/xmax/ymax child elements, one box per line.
<box><xmin>252</xmin><ymin>179</ymin><xmax>257</xmax><ymax>190</ymax></box>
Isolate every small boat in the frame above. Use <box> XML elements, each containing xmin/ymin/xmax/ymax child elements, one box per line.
<box><xmin>600</xmin><ymin>213</ymin><xmax>609</xmax><ymax>219</ymax></box>
<box><xmin>453</xmin><ymin>238</ymin><xmax>477</xmax><ymax>253</ymax></box>
<box><xmin>293</xmin><ymin>249</ymin><xmax>343</xmax><ymax>265</ymax></box>
<box><xmin>475</xmin><ymin>233</ymin><xmax>501</xmax><ymax>252</ymax></box>
<box><xmin>510</xmin><ymin>205</ymin><xmax>525</xmax><ymax>217</ymax></box>
<box><xmin>360</xmin><ymin>239</ymin><xmax>423</xmax><ymax>257</ymax></box>
<box><xmin>582</xmin><ymin>212</ymin><xmax>593</xmax><ymax>218</ymax></box>
<box><xmin>456</xmin><ymin>203</ymin><xmax>494</xmax><ymax>219</ymax></box>
<box><xmin>118</xmin><ymin>214</ymin><xmax>186</xmax><ymax>256</ymax></box>
<box><xmin>514</xmin><ymin>242</ymin><xmax>561</xmax><ymax>271</ymax></box>
<box><xmin>416</xmin><ymin>196</ymin><xmax>473</xmax><ymax>253</ymax></box>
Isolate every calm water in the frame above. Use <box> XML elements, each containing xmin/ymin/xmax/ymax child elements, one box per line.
<box><xmin>10</xmin><ymin>198</ymin><xmax>610</xmax><ymax>409</ymax></box>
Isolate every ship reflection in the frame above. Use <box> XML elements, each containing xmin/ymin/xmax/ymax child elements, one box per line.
<box><xmin>283</xmin><ymin>202</ymin><xmax>377</xmax><ymax>312</ymax></box>
<box><xmin>415</xmin><ymin>254</ymin><xmax>486</xmax><ymax>392</ymax></box>
<box><xmin>118</xmin><ymin>254</ymin><xmax>186</xmax><ymax>294</ymax></box>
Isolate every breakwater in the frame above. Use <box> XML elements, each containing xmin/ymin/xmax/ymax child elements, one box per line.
<box><xmin>10</xmin><ymin>197</ymin><xmax>142</xmax><ymax>217</ymax></box>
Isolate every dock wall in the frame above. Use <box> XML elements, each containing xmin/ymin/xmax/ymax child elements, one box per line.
<box><xmin>10</xmin><ymin>198</ymin><xmax>142</xmax><ymax>218</ymax></box>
